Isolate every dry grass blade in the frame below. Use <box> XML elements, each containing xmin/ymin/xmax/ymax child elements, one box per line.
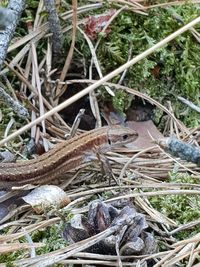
<box><xmin>7</xmin><ymin>24</ymin><xmax>49</xmax><ymax>53</ymax></box>
<box><xmin>106</xmin><ymin>189</ymin><xmax>200</xmax><ymax>202</ymax></box>
<box><xmin>173</xmin><ymin>233</ymin><xmax>200</xmax><ymax>247</ymax></box>
<box><xmin>4</xmin><ymin>62</ymin><xmax>70</xmax><ymax>129</ymax></box>
<box><xmin>119</xmin><ymin>146</ymin><xmax>158</xmax><ymax>180</ymax></box>
<box><xmin>153</xmin><ymin>246</ymin><xmax>184</xmax><ymax>267</ymax></box>
<box><xmin>78</xmin><ymin>26</ymin><xmax>102</xmax><ymax>125</ymax></box>
<box><xmin>169</xmin><ymin>219</ymin><xmax>200</xmax><ymax>235</ymax></box>
<box><xmin>162</xmin><ymin>246</ymin><xmax>200</xmax><ymax>266</ymax></box>
<box><xmin>11</xmin><ymin>224</ymin><xmax>128</xmax><ymax>266</ymax></box>
<box><xmin>30</xmin><ymin>33</ymin><xmax>48</xmax><ymax>150</ymax></box>
<box><xmin>142</xmin><ymin>0</ymin><xmax>200</xmax><ymax>9</ymax></box>
<box><xmin>60</xmin><ymin>259</ymin><xmax>137</xmax><ymax>266</ymax></box>
<box><xmin>55</xmin><ymin>0</ymin><xmax>77</xmax><ymax>99</ymax></box>
<box><xmin>61</xmin><ymin>3</ymin><xmax>103</xmax><ymax>20</ymax></box>
<box><xmin>135</xmin><ymin>196</ymin><xmax>176</xmax><ymax>226</ymax></box>
<box><xmin>0</xmin><ymin>243</ymin><xmax>44</xmax><ymax>254</ymax></box>
<box><xmin>0</xmin><ymin>218</ymin><xmax>59</xmax><ymax>243</ymax></box>
<box><xmin>1</xmin><ymin>31</ymin><xmax>46</xmax><ymax>75</ymax></box>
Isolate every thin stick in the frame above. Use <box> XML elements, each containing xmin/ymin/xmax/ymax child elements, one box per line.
<box><xmin>55</xmin><ymin>0</ymin><xmax>77</xmax><ymax>98</ymax></box>
<box><xmin>105</xmin><ymin>189</ymin><xmax>200</xmax><ymax>203</ymax></box>
<box><xmin>178</xmin><ymin>96</ymin><xmax>200</xmax><ymax>113</ymax></box>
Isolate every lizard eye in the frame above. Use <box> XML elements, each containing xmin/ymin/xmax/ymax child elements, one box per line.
<box><xmin>122</xmin><ymin>134</ymin><xmax>128</xmax><ymax>141</ymax></box>
<box><xmin>108</xmin><ymin>138</ymin><xmax>111</xmax><ymax>145</ymax></box>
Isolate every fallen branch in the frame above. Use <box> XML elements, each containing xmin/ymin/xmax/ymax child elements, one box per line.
<box><xmin>157</xmin><ymin>137</ymin><xmax>200</xmax><ymax>166</ymax></box>
<box><xmin>0</xmin><ymin>86</ymin><xmax>29</xmax><ymax>119</ymax></box>
<box><xmin>44</xmin><ymin>0</ymin><xmax>62</xmax><ymax>65</ymax></box>
<box><xmin>0</xmin><ymin>1</ymin><xmax>25</xmax><ymax>69</ymax></box>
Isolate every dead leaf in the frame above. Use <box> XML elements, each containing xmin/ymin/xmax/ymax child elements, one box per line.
<box><xmin>22</xmin><ymin>185</ymin><xmax>70</xmax><ymax>214</ymax></box>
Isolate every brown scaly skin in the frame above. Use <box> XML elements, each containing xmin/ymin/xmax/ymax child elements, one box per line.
<box><xmin>0</xmin><ymin>126</ymin><xmax>138</xmax><ymax>189</ymax></box>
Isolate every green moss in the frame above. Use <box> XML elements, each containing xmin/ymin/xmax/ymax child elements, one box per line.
<box><xmin>150</xmin><ymin>172</ymin><xmax>200</xmax><ymax>239</ymax></box>
<box><xmin>8</xmin><ymin>2</ymin><xmax>199</xmax><ymax>127</ymax></box>
<box><xmin>32</xmin><ymin>224</ymin><xmax>67</xmax><ymax>255</ymax></box>
<box><xmin>91</xmin><ymin>4</ymin><xmax>200</xmax><ymax>126</ymax></box>
<box><xmin>0</xmin><ymin>223</ymin><xmax>68</xmax><ymax>263</ymax></box>
<box><xmin>112</xmin><ymin>90</ymin><xmax>129</xmax><ymax>113</ymax></box>
<box><xmin>0</xmin><ymin>1</ymin><xmax>8</xmax><ymax>7</ymax></box>
<box><xmin>25</xmin><ymin>0</ymin><xmax>39</xmax><ymax>9</ymax></box>
<box><xmin>0</xmin><ymin>251</ymin><xmax>22</xmax><ymax>265</ymax></box>
<box><xmin>151</xmin><ymin>193</ymin><xmax>200</xmax><ymax>223</ymax></box>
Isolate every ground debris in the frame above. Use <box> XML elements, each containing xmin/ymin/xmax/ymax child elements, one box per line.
<box><xmin>157</xmin><ymin>137</ymin><xmax>200</xmax><ymax>166</ymax></box>
<box><xmin>63</xmin><ymin>200</ymin><xmax>157</xmax><ymax>256</ymax></box>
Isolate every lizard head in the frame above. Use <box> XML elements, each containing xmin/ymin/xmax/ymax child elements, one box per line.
<box><xmin>107</xmin><ymin>125</ymin><xmax>138</xmax><ymax>147</ymax></box>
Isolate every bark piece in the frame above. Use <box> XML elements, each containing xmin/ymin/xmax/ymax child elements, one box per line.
<box><xmin>0</xmin><ymin>1</ymin><xmax>25</xmax><ymax>69</ymax></box>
